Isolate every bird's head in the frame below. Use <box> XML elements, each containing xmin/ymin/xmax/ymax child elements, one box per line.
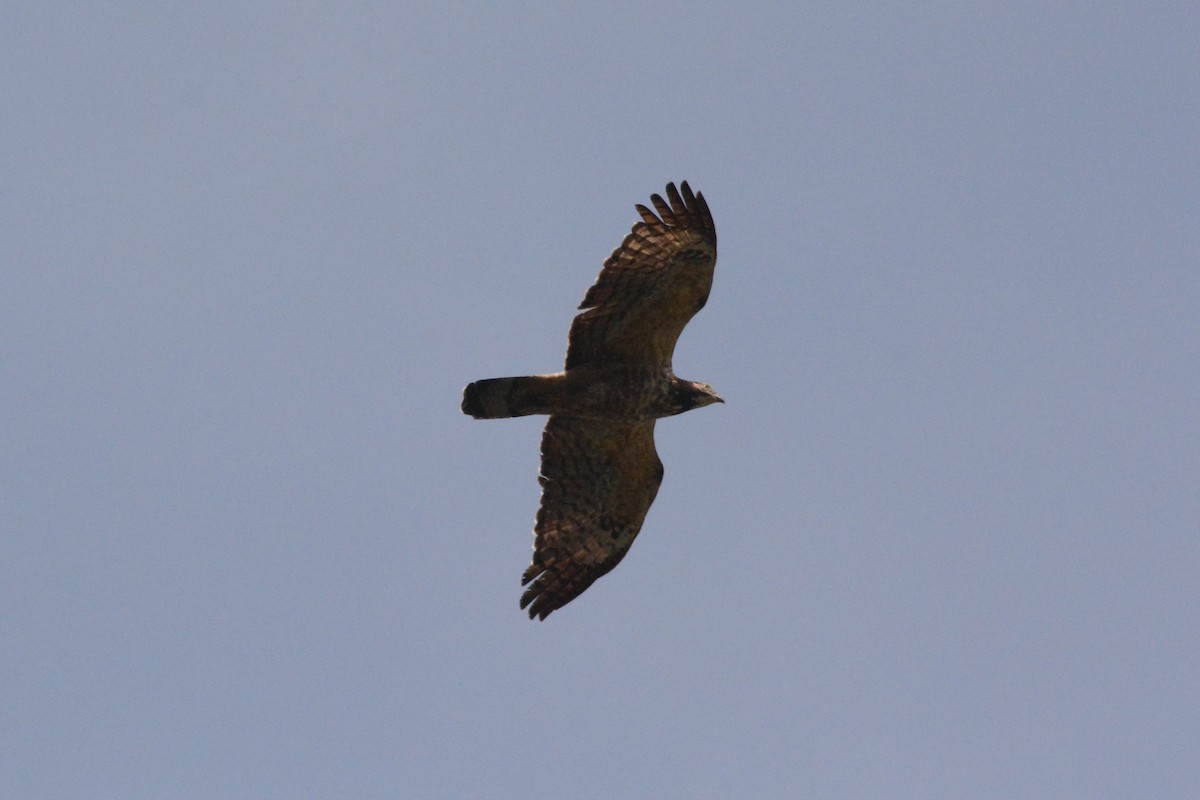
<box><xmin>671</xmin><ymin>380</ymin><xmax>724</xmax><ymax>414</ymax></box>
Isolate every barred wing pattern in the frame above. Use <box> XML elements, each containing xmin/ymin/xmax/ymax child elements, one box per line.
<box><xmin>565</xmin><ymin>181</ymin><xmax>717</xmax><ymax>371</ymax></box>
<box><xmin>520</xmin><ymin>416</ymin><xmax>664</xmax><ymax>620</ymax></box>
<box><xmin>464</xmin><ymin>182</ymin><xmax>720</xmax><ymax>620</ymax></box>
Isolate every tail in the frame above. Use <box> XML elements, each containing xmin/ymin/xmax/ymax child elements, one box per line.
<box><xmin>461</xmin><ymin>375</ymin><xmax>565</xmax><ymax>419</ymax></box>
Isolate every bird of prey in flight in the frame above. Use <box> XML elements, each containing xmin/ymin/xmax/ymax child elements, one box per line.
<box><xmin>462</xmin><ymin>182</ymin><xmax>721</xmax><ymax>619</ymax></box>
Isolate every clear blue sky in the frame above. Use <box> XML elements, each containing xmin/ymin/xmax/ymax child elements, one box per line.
<box><xmin>4</xmin><ymin>4</ymin><xmax>1198</xmax><ymax>798</ymax></box>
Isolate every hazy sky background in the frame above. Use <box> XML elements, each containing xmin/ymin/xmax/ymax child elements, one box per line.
<box><xmin>4</xmin><ymin>4</ymin><xmax>1198</xmax><ymax>798</ymax></box>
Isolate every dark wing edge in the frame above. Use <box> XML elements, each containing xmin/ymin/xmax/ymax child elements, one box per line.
<box><xmin>626</xmin><ymin>181</ymin><xmax>717</xmax><ymax>272</ymax></box>
<box><xmin>564</xmin><ymin>181</ymin><xmax>717</xmax><ymax>370</ymax></box>
<box><xmin>520</xmin><ymin>416</ymin><xmax>664</xmax><ymax>620</ymax></box>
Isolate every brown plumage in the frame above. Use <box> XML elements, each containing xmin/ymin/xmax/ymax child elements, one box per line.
<box><xmin>462</xmin><ymin>182</ymin><xmax>721</xmax><ymax>620</ymax></box>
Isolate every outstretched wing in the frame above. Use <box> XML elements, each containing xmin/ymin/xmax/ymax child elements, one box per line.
<box><xmin>565</xmin><ymin>181</ymin><xmax>717</xmax><ymax>371</ymax></box>
<box><xmin>521</xmin><ymin>415</ymin><xmax>664</xmax><ymax>620</ymax></box>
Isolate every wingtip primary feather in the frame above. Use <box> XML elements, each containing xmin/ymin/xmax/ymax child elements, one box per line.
<box><xmin>649</xmin><ymin>191</ymin><xmax>674</xmax><ymax>223</ymax></box>
<box><xmin>633</xmin><ymin>182</ymin><xmax>711</xmax><ymax>233</ymax></box>
<box><xmin>634</xmin><ymin>203</ymin><xmax>658</xmax><ymax>225</ymax></box>
<box><xmin>519</xmin><ymin>581</ymin><xmax>554</xmax><ymax>620</ymax></box>
<box><xmin>665</xmin><ymin>182</ymin><xmax>685</xmax><ymax>216</ymax></box>
<box><xmin>646</xmin><ymin>182</ymin><xmax>713</xmax><ymax>238</ymax></box>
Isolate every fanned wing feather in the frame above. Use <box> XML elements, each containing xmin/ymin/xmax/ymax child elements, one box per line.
<box><xmin>520</xmin><ymin>416</ymin><xmax>664</xmax><ymax>620</ymax></box>
<box><xmin>565</xmin><ymin>181</ymin><xmax>717</xmax><ymax>371</ymax></box>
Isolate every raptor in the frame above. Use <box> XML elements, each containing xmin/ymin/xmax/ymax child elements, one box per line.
<box><xmin>462</xmin><ymin>182</ymin><xmax>721</xmax><ymax>619</ymax></box>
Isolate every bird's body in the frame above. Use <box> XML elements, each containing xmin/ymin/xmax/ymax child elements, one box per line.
<box><xmin>462</xmin><ymin>182</ymin><xmax>721</xmax><ymax>620</ymax></box>
<box><xmin>463</xmin><ymin>365</ymin><xmax>715</xmax><ymax>422</ymax></box>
